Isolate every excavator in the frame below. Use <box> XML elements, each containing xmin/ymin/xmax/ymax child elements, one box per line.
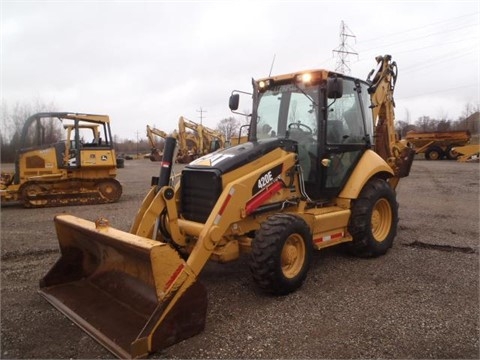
<box><xmin>39</xmin><ymin>55</ymin><xmax>414</xmax><ymax>358</ymax></box>
<box><xmin>146</xmin><ymin>119</ymin><xmax>226</xmax><ymax>163</ymax></box>
<box><xmin>146</xmin><ymin>125</ymin><xmax>170</xmax><ymax>161</ymax></box>
<box><xmin>177</xmin><ymin>116</ymin><xmax>226</xmax><ymax>163</ymax></box>
<box><xmin>1</xmin><ymin>112</ymin><xmax>122</xmax><ymax>207</ymax></box>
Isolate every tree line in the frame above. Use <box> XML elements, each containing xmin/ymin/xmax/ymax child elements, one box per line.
<box><xmin>1</xmin><ymin>100</ymin><xmax>478</xmax><ymax>163</ymax></box>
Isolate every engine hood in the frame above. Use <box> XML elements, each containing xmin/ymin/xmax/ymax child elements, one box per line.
<box><xmin>185</xmin><ymin>138</ymin><xmax>297</xmax><ymax>174</ymax></box>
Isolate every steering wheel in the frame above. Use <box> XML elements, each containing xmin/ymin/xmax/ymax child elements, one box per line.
<box><xmin>288</xmin><ymin>122</ymin><xmax>313</xmax><ymax>134</ymax></box>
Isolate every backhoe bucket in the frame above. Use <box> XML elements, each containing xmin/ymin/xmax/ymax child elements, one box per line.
<box><xmin>39</xmin><ymin>214</ymin><xmax>207</xmax><ymax>359</ymax></box>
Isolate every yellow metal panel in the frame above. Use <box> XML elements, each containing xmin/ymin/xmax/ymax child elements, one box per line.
<box><xmin>308</xmin><ymin>208</ymin><xmax>351</xmax><ymax>235</ymax></box>
<box><xmin>80</xmin><ymin>150</ymin><xmax>116</xmax><ymax>167</ymax></box>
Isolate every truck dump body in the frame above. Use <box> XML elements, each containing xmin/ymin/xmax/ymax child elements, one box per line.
<box><xmin>404</xmin><ymin>130</ymin><xmax>470</xmax><ymax>160</ymax></box>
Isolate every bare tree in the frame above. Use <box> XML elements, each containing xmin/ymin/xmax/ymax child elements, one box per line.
<box><xmin>436</xmin><ymin>119</ymin><xmax>451</xmax><ymax>132</ymax></box>
<box><xmin>1</xmin><ymin>99</ymin><xmax>57</xmax><ymax>162</ymax></box>
<box><xmin>216</xmin><ymin>117</ymin><xmax>240</xmax><ymax>141</ymax></box>
<box><xmin>414</xmin><ymin>116</ymin><xmax>437</xmax><ymax>132</ymax></box>
<box><xmin>462</xmin><ymin>102</ymin><xmax>480</xmax><ymax>119</ymax></box>
<box><xmin>395</xmin><ymin>120</ymin><xmax>411</xmax><ymax>137</ymax></box>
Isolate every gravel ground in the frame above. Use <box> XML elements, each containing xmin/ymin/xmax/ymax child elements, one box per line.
<box><xmin>1</xmin><ymin>158</ymin><xmax>479</xmax><ymax>359</ymax></box>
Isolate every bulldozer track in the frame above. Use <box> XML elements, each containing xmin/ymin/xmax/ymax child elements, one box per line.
<box><xmin>20</xmin><ymin>178</ymin><xmax>122</xmax><ymax>208</ymax></box>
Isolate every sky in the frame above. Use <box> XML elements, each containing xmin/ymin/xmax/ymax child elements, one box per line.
<box><xmin>1</xmin><ymin>0</ymin><xmax>479</xmax><ymax>141</ymax></box>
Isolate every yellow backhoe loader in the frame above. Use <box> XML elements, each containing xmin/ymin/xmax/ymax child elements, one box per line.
<box><xmin>39</xmin><ymin>55</ymin><xmax>414</xmax><ymax>358</ymax></box>
<box><xmin>1</xmin><ymin>112</ymin><xmax>122</xmax><ymax>207</ymax></box>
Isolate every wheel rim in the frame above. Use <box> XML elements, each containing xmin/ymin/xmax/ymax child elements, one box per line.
<box><xmin>430</xmin><ymin>151</ymin><xmax>440</xmax><ymax>160</ymax></box>
<box><xmin>371</xmin><ymin>198</ymin><xmax>392</xmax><ymax>242</ymax></box>
<box><xmin>281</xmin><ymin>234</ymin><xmax>306</xmax><ymax>279</ymax></box>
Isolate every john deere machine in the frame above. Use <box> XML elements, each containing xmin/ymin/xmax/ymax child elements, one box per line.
<box><xmin>0</xmin><ymin>112</ymin><xmax>122</xmax><ymax>207</ymax></box>
<box><xmin>39</xmin><ymin>55</ymin><xmax>414</xmax><ymax>358</ymax></box>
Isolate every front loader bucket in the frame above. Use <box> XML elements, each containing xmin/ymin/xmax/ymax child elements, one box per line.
<box><xmin>39</xmin><ymin>214</ymin><xmax>207</xmax><ymax>359</ymax></box>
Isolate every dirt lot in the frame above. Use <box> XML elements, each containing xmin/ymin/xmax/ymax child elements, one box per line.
<box><xmin>1</xmin><ymin>159</ymin><xmax>479</xmax><ymax>359</ymax></box>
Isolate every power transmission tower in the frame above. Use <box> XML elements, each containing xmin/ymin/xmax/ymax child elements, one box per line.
<box><xmin>332</xmin><ymin>20</ymin><xmax>358</xmax><ymax>74</ymax></box>
<box><xmin>197</xmin><ymin>107</ymin><xmax>207</xmax><ymax>125</ymax></box>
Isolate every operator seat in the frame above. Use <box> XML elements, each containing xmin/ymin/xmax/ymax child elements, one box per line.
<box><xmin>327</xmin><ymin>120</ymin><xmax>344</xmax><ymax>144</ymax></box>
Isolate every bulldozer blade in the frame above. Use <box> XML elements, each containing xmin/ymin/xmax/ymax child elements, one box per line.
<box><xmin>39</xmin><ymin>214</ymin><xmax>207</xmax><ymax>359</ymax></box>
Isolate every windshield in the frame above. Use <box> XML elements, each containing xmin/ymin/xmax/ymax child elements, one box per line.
<box><xmin>256</xmin><ymin>83</ymin><xmax>319</xmax><ymax>140</ymax></box>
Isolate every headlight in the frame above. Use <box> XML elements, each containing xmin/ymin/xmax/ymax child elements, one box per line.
<box><xmin>296</xmin><ymin>73</ymin><xmax>312</xmax><ymax>84</ymax></box>
<box><xmin>258</xmin><ymin>79</ymin><xmax>273</xmax><ymax>92</ymax></box>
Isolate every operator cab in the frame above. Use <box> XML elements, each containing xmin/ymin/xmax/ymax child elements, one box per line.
<box><xmin>230</xmin><ymin>71</ymin><xmax>374</xmax><ymax>200</ymax></box>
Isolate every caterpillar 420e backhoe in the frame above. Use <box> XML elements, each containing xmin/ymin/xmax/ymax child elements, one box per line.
<box><xmin>39</xmin><ymin>55</ymin><xmax>414</xmax><ymax>358</ymax></box>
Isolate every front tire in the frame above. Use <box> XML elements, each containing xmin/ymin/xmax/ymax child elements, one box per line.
<box><xmin>250</xmin><ymin>214</ymin><xmax>312</xmax><ymax>295</ymax></box>
<box><xmin>347</xmin><ymin>178</ymin><xmax>398</xmax><ymax>257</ymax></box>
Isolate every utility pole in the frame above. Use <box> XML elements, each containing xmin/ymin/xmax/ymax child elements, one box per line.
<box><xmin>136</xmin><ymin>130</ymin><xmax>139</xmax><ymax>157</ymax></box>
<box><xmin>332</xmin><ymin>20</ymin><xmax>358</xmax><ymax>75</ymax></box>
<box><xmin>197</xmin><ymin>107</ymin><xmax>207</xmax><ymax>125</ymax></box>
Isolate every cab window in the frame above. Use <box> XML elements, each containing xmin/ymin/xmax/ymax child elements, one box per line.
<box><xmin>327</xmin><ymin>80</ymin><xmax>366</xmax><ymax>144</ymax></box>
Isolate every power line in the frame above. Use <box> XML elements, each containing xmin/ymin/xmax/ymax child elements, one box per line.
<box><xmin>401</xmin><ymin>48</ymin><xmax>476</xmax><ymax>73</ymax></box>
<box><xmin>397</xmin><ymin>83</ymin><xmax>478</xmax><ymax>99</ymax></box>
<box><xmin>358</xmin><ymin>12</ymin><xmax>479</xmax><ymax>44</ymax></box>
<box><xmin>385</xmin><ymin>37</ymin><xmax>477</xmax><ymax>56</ymax></box>
<box><xmin>357</xmin><ymin>21</ymin><xmax>478</xmax><ymax>55</ymax></box>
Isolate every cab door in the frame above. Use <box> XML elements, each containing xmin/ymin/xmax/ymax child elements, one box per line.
<box><xmin>306</xmin><ymin>78</ymin><xmax>372</xmax><ymax>200</ymax></box>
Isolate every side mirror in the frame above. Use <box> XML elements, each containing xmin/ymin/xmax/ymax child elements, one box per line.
<box><xmin>229</xmin><ymin>94</ymin><xmax>240</xmax><ymax>111</ymax></box>
<box><xmin>327</xmin><ymin>77</ymin><xmax>343</xmax><ymax>99</ymax></box>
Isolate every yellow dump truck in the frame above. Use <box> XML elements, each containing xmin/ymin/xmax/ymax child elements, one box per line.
<box><xmin>404</xmin><ymin>130</ymin><xmax>471</xmax><ymax>160</ymax></box>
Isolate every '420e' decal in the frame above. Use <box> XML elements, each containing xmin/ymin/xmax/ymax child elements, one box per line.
<box><xmin>252</xmin><ymin>164</ymin><xmax>282</xmax><ymax>195</ymax></box>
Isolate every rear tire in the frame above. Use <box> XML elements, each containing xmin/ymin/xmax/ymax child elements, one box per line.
<box><xmin>250</xmin><ymin>214</ymin><xmax>312</xmax><ymax>295</ymax></box>
<box><xmin>425</xmin><ymin>146</ymin><xmax>444</xmax><ymax>160</ymax></box>
<box><xmin>445</xmin><ymin>146</ymin><xmax>459</xmax><ymax>160</ymax></box>
<box><xmin>347</xmin><ymin>178</ymin><xmax>398</xmax><ymax>257</ymax></box>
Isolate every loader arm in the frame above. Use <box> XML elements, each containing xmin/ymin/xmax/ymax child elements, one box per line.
<box><xmin>130</xmin><ymin>181</ymin><xmax>252</xmax><ymax>355</ymax></box>
<box><xmin>128</xmin><ymin>149</ymin><xmax>298</xmax><ymax>356</ymax></box>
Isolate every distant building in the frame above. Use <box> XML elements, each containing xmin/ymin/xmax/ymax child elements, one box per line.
<box><xmin>464</xmin><ymin>111</ymin><xmax>479</xmax><ymax>134</ymax></box>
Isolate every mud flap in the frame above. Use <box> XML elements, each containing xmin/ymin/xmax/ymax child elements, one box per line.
<box><xmin>39</xmin><ymin>214</ymin><xmax>207</xmax><ymax>359</ymax></box>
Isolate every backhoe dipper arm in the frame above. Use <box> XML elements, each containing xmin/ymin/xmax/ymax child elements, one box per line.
<box><xmin>368</xmin><ymin>55</ymin><xmax>414</xmax><ymax>187</ymax></box>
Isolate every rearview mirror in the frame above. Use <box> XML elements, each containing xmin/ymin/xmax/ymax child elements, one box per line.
<box><xmin>327</xmin><ymin>77</ymin><xmax>343</xmax><ymax>99</ymax></box>
<box><xmin>229</xmin><ymin>94</ymin><xmax>240</xmax><ymax>111</ymax></box>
